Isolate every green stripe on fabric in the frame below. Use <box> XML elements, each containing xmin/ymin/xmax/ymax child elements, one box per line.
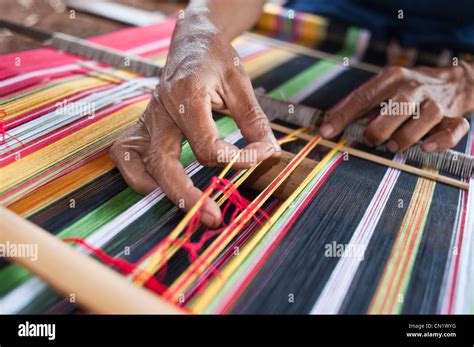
<box><xmin>0</xmin><ymin>188</ymin><xmax>141</xmax><ymax>296</ymax></box>
<box><xmin>268</xmin><ymin>61</ymin><xmax>336</xmax><ymax>100</ymax></box>
<box><xmin>268</xmin><ymin>27</ymin><xmax>363</xmax><ymax>100</ymax></box>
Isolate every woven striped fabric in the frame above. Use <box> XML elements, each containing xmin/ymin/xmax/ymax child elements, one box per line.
<box><xmin>0</xmin><ymin>18</ymin><xmax>473</xmax><ymax>314</ymax></box>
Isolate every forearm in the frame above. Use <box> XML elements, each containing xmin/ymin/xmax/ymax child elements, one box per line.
<box><xmin>185</xmin><ymin>0</ymin><xmax>266</xmax><ymax>41</ymax></box>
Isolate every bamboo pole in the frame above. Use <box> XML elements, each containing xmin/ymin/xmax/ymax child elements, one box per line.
<box><xmin>0</xmin><ymin>205</ymin><xmax>183</xmax><ymax>314</ymax></box>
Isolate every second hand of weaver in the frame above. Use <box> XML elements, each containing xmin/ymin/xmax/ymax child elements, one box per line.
<box><xmin>76</xmin><ymin>62</ymin><xmax>471</xmax><ymax>191</ymax></box>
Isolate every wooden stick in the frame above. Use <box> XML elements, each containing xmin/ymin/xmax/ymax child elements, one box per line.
<box><xmin>270</xmin><ymin>123</ymin><xmax>470</xmax><ymax>190</ymax></box>
<box><xmin>244</xmin><ymin>150</ymin><xmax>318</xmax><ymax>200</ymax></box>
<box><xmin>0</xmin><ymin>205</ymin><xmax>182</xmax><ymax>314</ymax></box>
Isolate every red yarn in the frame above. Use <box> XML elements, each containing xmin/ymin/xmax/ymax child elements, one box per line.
<box><xmin>160</xmin><ymin>176</ymin><xmax>270</xmax><ymax>301</ymax></box>
<box><xmin>164</xmin><ymin>141</ymin><xmax>318</xmax><ymax>301</ymax></box>
<box><xmin>0</xmin><ymin>109</ymin><xmax>25</xmax><ymax>149</ymax></box>
<box><xmin>61</xmin><ymin>174</ymin><xmax>270</xmax><ymax>304</ymax></box>
<box><xmin>0</xmin><ymin>111</ymin><xmax>7</xmax><ymax>145</ymax></box>
<box><xmin>63</xmin><ymin>237</ymin><xmax>167</xmax><ymax>295</ymax></box>
<box><xmin>142</xmin><ymin>174</ymin><xmax>270</xmax><ymax>304</ymax></box>
<box><xmin>167</xmin><ymin>176</ymin><xmax>269</xmax><ymax>264</ymax></box>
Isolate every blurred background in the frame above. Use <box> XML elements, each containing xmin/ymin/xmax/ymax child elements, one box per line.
<box><xmin>0</xmin><ymin>0</ymin><xmax>188</xmax><ymax>52</ymax></box>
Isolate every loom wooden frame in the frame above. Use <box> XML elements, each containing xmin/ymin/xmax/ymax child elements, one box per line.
<box><xmin>2</xmin><ymin>132</ymin><xmax>465</xmax><ymax>314</ymax></box>
<box><xmin>1</xmin><ymin>121</ymin><xmax>468</xmax><ymax>314</ymax></box>
<box><xmin>0</xmin><ymin>206</ymin><xmax>183</xmax><ymax>314</ymax></box>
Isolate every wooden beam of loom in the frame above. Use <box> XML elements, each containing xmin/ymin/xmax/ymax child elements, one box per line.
<box><xmin>0</xmin><ymin>205</ymin><xmax>182</xmax><ymax>314</ymax></box>
<box><xmin>244</xmin><ymin>151</ymin><xmax>317</xmax><ymax>200</ymax></box>
<box><xmin>270</xmin><ymin>123</ymin><xmax>470</xmax><ymax>190</ymax></box>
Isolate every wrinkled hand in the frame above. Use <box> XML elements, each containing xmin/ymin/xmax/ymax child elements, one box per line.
<box><xmin>110</xmin><ymin>15</ymin><xmax>280</xmax><ymax>227</ymax></box>
<box><xmin>320</xmin><ymin>65</ymin><xmax>473</xmax><ymax>152</ymax></box>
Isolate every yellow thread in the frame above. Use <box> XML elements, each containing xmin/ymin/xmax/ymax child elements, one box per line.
<box><xmin>3</xmin><ymin>78</ymin><xmax>109</xmax><ymax>118</ymax></box>
<box><xmin>134</xmin><ymin>149</ymin><xmax>244</xmax><ymax>285</ymax></box>
<box><xmin>0</xmin><ymin>101</ymin><xmax>146</xmax><ymax>196</ymax></box>
<box><xmin>8</xmin><ymin>154</ymin><xmax>114</xmax><ymax>216</ymax></box>
<box><xmin>163</xmin><ymin>135</ymin><xmax>322</xmax><ymax>301</ymax></box>
<box><xmin>192</xmin><ymin>139</ymin><xmax>347</xmax><ymax>311</ymax></box>
<box><xmin>134</xmin><ymin>127</ymin><xmax>310</xmax><ymax>285</ymax></box>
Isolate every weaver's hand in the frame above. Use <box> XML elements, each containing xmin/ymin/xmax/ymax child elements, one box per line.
<box><xmin>110</xmin><ymin>9</ymin><xmax>279</xmax><ymax>228</ymax></box>
<box><xmin>320</xmin><ymin>65</ymin><xmax>474</xmax><ymax>152</ymax></box>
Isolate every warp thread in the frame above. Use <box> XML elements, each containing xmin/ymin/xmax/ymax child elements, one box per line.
<box><xmin>63</xmin><ymin>175</ymin><xmax>270</xmax><ymax>300</ymax></box>
<box><xmin>0</xmin><ymin>109</ymin><xmax>25</xmax><ymax>150</ymax></box>
<box><xmin>157</xmin><ymin>176</ymin><xmax>269</xmax><ymax>290</ymax></box>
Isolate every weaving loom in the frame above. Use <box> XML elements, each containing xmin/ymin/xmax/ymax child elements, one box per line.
<box><xmin>1</xmin><ymin>9</ymin><xmax>473</xmax><ymax>316</ymax></box>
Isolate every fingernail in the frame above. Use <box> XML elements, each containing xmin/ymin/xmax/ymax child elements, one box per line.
<box><xmin>387</xmin><ymin>140</ymin><xmax>399</xmax><ymax>153</ymax></box>
<box><xmin>320</xmin><ymin>123</ymin><xmax>335</xmax><ymax>138</ymax></box>
<box><xmin>422</xmin><ymin>141</ymin><xmax>438</xmax><ymax>152</ymax></box>
<box><xmin>200</xmin><ymin>209</ymin><xmax>217</xmax><ymax>228</ymax></box>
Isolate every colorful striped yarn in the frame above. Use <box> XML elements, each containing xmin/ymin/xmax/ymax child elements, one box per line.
<box><xmin>1</xmin><ymin>17</ymin><xmax>473</xmax><ymax>315</ymax></box>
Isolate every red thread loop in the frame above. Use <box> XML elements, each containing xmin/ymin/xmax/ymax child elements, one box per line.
<box><xmin>62</xmin><ymin>237</ymin><xmax>167</xmax><ymax>295</ymax></box>
<box><xmin>63</xmin><ymin>174</ymin><xmax>269</xmax><ymax>304</ymax></box>
<box><xmin>160</xmin><ymin>175</ymin><xmax>270</xmax><ymax>301</ymax></box>
<box><xmin>0</xmin><ymin>109</ymin><xmax>25</xmax><ymax>149</ymax></box>
<box><xmin>166</xmin><ymin>176</ymin><xmax>269</xmax><ymax>264</ymax></box>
